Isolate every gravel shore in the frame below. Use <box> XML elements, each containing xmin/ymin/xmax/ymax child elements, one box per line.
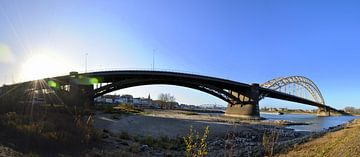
<box><xmin>91</xmin><ymin>110</ymin><xmax>316</xmax><ymax>156</ymax></box>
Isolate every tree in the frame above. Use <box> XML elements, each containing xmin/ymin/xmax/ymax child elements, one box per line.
<box><xmin>158</xmin><ymin>93</ymin><xmax>176</xmax><ymax>109</ymax></box>
<box><xmin>344</xmin><ymin>106</ymin><xmax>360</xmax><ymax>114</ymax></box>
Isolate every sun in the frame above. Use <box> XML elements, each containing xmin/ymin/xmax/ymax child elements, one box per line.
<box><xmin>20</xmin><ymin>53</ymin><xmax>71</xmax><ymax>81</ymax></box>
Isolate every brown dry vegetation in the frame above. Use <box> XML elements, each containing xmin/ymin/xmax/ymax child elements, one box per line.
<box><xmin>0</xmin><ymin>104</ymin><xmax>101</xmax><ymax>157</ymax></box>
<box><xmin>278</xmin><ymin>118</ymin><xmax>360</xmax><ymax>157</ymax></box>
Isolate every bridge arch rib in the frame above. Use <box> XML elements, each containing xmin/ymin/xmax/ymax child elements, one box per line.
<box><xmin>260</xmin><ymin>76</ymin><xmax>325</xmax><ymax>105</ymax></box>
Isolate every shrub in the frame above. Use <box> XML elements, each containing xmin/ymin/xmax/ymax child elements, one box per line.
<box><xmin>262</xmin><ymin>129</ymin><xmax>279</xmax><ymax>157</ymax></box>
<box><xmin>183</xmin><ymin>125</ymin><xmax>209</xmax><ymax>157</ymax></box>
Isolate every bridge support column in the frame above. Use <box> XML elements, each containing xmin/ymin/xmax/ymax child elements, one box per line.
<box><xmin>225</xmin><ymin>84</ymin><xmax>260</xmax><ymax>119</ymax></box>
<box><xmin>67</xmin><ymin>72</ymin><xmax>94</xmax><ymax>109</ymax></box>
<box><xmin>317</xmin><ymin>107</ymin><xmax>330</xmax><ymax>116</ymax></box>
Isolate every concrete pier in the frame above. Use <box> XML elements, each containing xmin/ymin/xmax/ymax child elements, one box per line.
<box><xmin>317</xmin><ymin>107</ymin><xmax>331</xmax><ymax>116</ymax></box>
<box><xmin>225</xmin><ymin>84</ymin><xmax>261</xmax><ymax>119</ymax></box>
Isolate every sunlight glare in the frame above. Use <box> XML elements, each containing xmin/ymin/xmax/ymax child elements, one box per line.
<box><xmin>21</xmin><ymin>53</ymin><xmax>71</xmax><ymax>81</ymax></box>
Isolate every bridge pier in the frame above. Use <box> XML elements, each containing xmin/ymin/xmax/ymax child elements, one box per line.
<box><xmin>225</xmin><ymin>84</ymin><xmax>260</xmax><ymax>119</ymax></box>
<box><xmin>317</xmin><ymin>107</ymin><xmax>330</xmax><ymax>116</ymax></box>
<box><xmin>67</xmin><ymin>72</ymin><xmax>94</xmax><ymax>108</ymax></box>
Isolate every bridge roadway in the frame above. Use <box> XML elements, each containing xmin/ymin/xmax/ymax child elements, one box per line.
<box><xmin>0</xmin><ymin>70</ymin><xmax>347</xmax><ymax>119</ymax></box>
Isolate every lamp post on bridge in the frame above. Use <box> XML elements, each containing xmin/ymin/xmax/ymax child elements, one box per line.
<box><xmin>85</xmin><ymin>53</ymin><xmax>88</xmax><ymax>73</ymax></box>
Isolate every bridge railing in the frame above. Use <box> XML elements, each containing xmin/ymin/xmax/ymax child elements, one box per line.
<box><xmin>84</xmin><ymin>67</ymin><xmax>211</xmax><ymax>77</ymax></box>
<box><xmin>2</xmin><ymin>67</ymin><xmax>229</xmax><ymax>86</ymax></box>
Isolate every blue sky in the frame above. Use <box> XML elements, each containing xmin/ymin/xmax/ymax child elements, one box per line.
<box><xmin>0</xmin><ymin>0</ymin><xmax>359</xmax><ymax>109</ymax></box>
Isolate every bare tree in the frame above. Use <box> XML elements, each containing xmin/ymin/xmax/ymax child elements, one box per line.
<box><xmin>158</xmin><ymin>93</ymin><xmax>176</xmax><ymax>109</ymax></box>
<box><xmin>344</xmin><ymin>106</ymin><xmax>360</xmax><ymax>114</ymax></box>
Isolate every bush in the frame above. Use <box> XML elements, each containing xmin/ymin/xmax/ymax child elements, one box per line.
<box><xmin>183</xmin><ymin>126</ymin><xmax>209</xmax><ymax>157</ymax></box>
<box><xmin>262</xmin><ymin>129</ymin><xmax>279</xmax><ymax>157</ymax></box>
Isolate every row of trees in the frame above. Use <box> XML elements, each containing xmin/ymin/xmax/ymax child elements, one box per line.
<box><xmin>344</xmin><ymin>107</ymin><xmax>360</xmax><ymax>115</ymax></box>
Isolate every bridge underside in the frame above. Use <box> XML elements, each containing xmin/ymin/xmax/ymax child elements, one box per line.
<box><xmin>0</xmin><ymin>71</ymin><xmax>343</xmax><ymax>118</ymax></box>
<box><xmin>51</xmin><ymin>75</ymin><xmax>336</xmax><ymax>118</ymax></box>
<box><xmin>317</xmin><ymin>107</ymin><xmax>331</xmax><ymax>116</ymax></box>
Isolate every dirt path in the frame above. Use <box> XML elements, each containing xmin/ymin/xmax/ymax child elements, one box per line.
<box><xmin>278</xmin><ymin>118</ymin><xmax>360</xmax><ymax>157</ymax></box>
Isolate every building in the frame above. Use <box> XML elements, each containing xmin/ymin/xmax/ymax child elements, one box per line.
<box><xmin>95</xmin><ymin>94</ymin><xmax>161</xmax><ymax>109</ymax></box>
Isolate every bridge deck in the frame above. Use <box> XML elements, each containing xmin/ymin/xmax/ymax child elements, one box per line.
<box><xmin>0</xmin><ymin>70</ymin><xmax>345</xmax><ymax>114</ymax></box>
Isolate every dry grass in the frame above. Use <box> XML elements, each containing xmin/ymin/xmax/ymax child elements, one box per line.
<box><xmin>263</xmin><ymin>129</ymin><xmax>279</xmax><ymax>157</ymax></box>
<box><xmin>278</xmin><ymin>118</ymin><xmax>360</xmax><ymax>157</ymax></box>
<box><xmin>0</xmin><ymin>105</ymin><xmax>102</xmax><ymax>156</ymax></box>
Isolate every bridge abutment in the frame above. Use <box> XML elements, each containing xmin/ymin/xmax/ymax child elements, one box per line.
<box><xmin>317</xmin><ymin>107</ymin><xmax>330</xmax><ymax>116</ymax></box>
<box><xmin>225</xmin><ymin>84</ymin><xmax>261</xmax><ymax>119</ymax></box>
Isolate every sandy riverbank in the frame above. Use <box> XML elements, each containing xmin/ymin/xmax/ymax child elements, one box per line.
<box><xmin>93</xmin><ymin>109</ymin><xmax>308</xmax><ymax>138</ymax></box>
<box><xmin>91</xmin><ymin>109</ymin><xmax>312</xmax><ymax>156</ymax></box>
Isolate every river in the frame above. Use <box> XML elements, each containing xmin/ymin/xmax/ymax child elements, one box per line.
<box><xmin>201</xmin><ymin>111</ymin><xmax>358</xmax><ymax>132</ymax></box>
<box><xmin>260</xmin><ymin>112</ymin><xmax>358</xmax><ymax>131</ymax></box>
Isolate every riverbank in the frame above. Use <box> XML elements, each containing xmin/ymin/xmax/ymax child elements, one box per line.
<box><xmin>90</xmin><ymin>110</ymin><xmax>311</xmax><ymax>156</ymax></box>
<box><xmin>278</xmin><ymin>118</ymin><xmax>360</xmax><ymax>157</ymax></box>
<box><xmin>0</xmin><ymin>109</ymin><xmax>354</xmax><ymax>157</ymax></box>
<box><xmin>90</xmin><ymin>109</ymin><xmax>353</xmax><ymax>156</ymax></box>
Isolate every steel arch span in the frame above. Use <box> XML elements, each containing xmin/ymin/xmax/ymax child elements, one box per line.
<box><xmin>260</xmin><ymin>76</ymin><xmax>325</xmax><ymax>105</ymax></box>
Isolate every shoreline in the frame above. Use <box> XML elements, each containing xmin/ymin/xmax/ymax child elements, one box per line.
<box><xmin>175</xmin><ymin>108</ymin><xmax>354</xmax><ymax>117</ymax></box>
<box><xmin>278</xmin><ymin>118</ymin><xmax>360</xmax><ymax>156</ymax></box>
<box><xmin>89</xmin><ymin>109</ymin><xmax>356</xmax><ymax>156</ymax></box>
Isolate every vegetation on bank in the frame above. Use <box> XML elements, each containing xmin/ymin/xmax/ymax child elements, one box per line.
<box><xmin>344</xmin><ymin>106</ymin><xmax>360</xmax><ymax>115</ymax></box>
<box><xmin>279</xmin><ymin>118</ymin><xmax>360</xmax><ymax>157</ymax></box>
<box><xmin>184</xmin><ymin>126</ymin><xmax>209</xmax><ymax>157</ymax></box>
<box><xmin>262</xmin><ymin>130</ymin><xmax>279</xmax><ymax>157</ymax></box>
<box><xmin>2</xmin><ymin>101</ymin><xmax>355</xmax><ymax>157</ymax></box>
<box><xmin>0</xmin><ymin>104</ymin><xmax>102</xmax><ymax>156</ymax></box>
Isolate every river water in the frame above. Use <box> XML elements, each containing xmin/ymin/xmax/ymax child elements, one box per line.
<box><xmin>260</xmin><ymin>112</ymin><xmax>358</xmax><ymax>132</ymax></box>
<box><xmin>202</xmin><ymin>111</ymin><xmax>357</xmax><ymax>132</ymax></box>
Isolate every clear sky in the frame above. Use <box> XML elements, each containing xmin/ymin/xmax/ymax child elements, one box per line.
<box><xmin>0</xmin><ymin>0</ymin><xmax>359</xmax><ymax>109</ymax></box>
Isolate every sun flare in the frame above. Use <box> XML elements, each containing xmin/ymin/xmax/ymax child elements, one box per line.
<box><xmin>20</xmin><ymin>53</ymin><xmax>71</xmax><ymax>81</ymax></box>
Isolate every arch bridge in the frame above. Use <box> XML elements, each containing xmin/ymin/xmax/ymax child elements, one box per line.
<box><xmin>0</xmin><ymin>70</ymin><xmax>345</xmax><ymax>119</ymax></box>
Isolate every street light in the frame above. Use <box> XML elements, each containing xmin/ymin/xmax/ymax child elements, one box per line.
<box><xmin>85</xmin><ymin>53</ymin><xmax>88</xmax><ymax>73</ymax></box>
